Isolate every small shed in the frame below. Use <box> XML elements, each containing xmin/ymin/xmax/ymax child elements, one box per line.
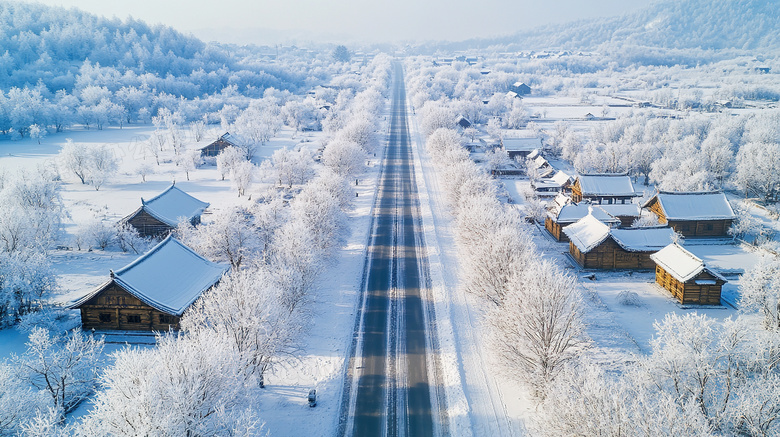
<box><xmin>456</xmin><ymin>116</ymin><xmax>472</xmax><ymax>129</ymax></box>
<box><xmin>650</xmin><ymin>243</ymin><xmax>726</xmax><ymax>305</ymax></box>
<box><xmin>643</xmin><ymin>191</ymin><xmax>735</xmax><ymax>237</ymax></box>
<box><xmin>200</xmin><ymin>132</ymin><xmax>240</xmax><ymax>157</ymax></box>
<box><xmin>503</xmin><ymin>137</ymin><xmax>542</xmax><ymax>159</ymax></box>
<box><xmin>510</xmin><ymin>81</ymin><xmax>531</xmax><ymax>96</ymax></box>
<box><xmin>120</xmin><ymin>184</ymin><xmax>209</xmax><ymax>238</ymax></box>
<box><xmin>70</xmin><ymin>236</ymin><xmax>229</xmax><ymax>331</ymax></box>
<box><xmin>571</xmin><ymin>174</ymin><xmax>640</xmax><ymax>205</ymax></box>
<box><xmin>599</xmin><ymin>203</ymin><xmax>642</xmax><ymax>227</ymax></box>
<box><xmin>545</xmin><ymin>203</ymin><xmax>619</xmax><ymax>242</ymax></box>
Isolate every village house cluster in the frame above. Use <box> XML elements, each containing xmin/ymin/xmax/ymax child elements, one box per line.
<box><xmin>542</xmin><ymin>172</ymin><xmax>735</xmax><ymax>305</ymax></box>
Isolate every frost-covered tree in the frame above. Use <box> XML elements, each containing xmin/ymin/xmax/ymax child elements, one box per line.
<box><xmin>322</xmin><ymin>139</ymin><xmax>365</xmax><ymax>177</ymax></box>
<box><xmin>0</xmin><ymin>362</ymin><xmax>47</xmax><ymax>434</ymax></box>
<box><xmin>734</xmin><ymin>142</ymin><xmax>780</xmax><ymax>201</ymax></box>
<box><xmin>215</xmin><ymin>145</ymin><xmax>246</xmax><ymax>181</ymax></box>
<box><xmin>270</xmin><ymin>147</ymin><xmax>315</xmax><ymax>188</ymax></box>
<box><xmin>13</xmin><ymin>327</ymin><xmax>104</xmax><ymax>417</ymax></box>
<box><xmin>57</xmin><ymin>140</ymin><xmax>90</xmax><ymax>184</ymax></box>
<box><xmin>739</xmin><ymin>256</ymin><xmax>780</xmax><ymax>330</ymax></box>
<box><xmin>81</xmin><ymin>333</ymin><xmax>261</xmax><ymax>436</ymax></box>
<box><xmin>491</xmin><ymin>261</ymin><xmax>585</xmax><ymax>394</ymax></box>
<box><xmin>231</xmin><ymin>160</ymin><xmax>255</xmax><ymax>197</ymax></box>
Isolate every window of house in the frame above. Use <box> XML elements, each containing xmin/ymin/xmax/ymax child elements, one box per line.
<box><xmin>126</xmin><ymin>314</ymin><xmax>141</xmax><ymax>323</ymax></box>
<box><xmin>99</xmin><ymin>313</ymin><xmax>112</xmax><ymax>323</ymax></box>
<box><xmin>159</xmin><ymin>314</ymin><xmax>176</xmax><ymax>324</ymax></box>
<box><xmin>706</xmin><ymin>223</ymin><xmax>714</xmax><ymax>231</ymax></box>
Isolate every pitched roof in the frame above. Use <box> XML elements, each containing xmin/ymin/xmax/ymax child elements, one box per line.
<box><xmin>599</xmin><ymin>203</ymin><xmax>641</xmax><ymax>218</ymax></box>
<box><xmin>72</xmin><ymin>236</ymin><xmax>228</xmax><ymax>316</ymax></box>
<box><xmin>549</xmin><ymin>203</ymin><xmax>620</xmax><ymax>225</ymax></box>
<box><xmin>140</xmin><ymin>184</ymin><xmax>210</xmax><ymax>227</ymax></box>
<box><xmin>563</xmin><ymin>213</ymin><xmax>611</xmax><ymax>253</ymax></box>
<box><xmin>610</xmin><ymin>227</ymin><xmax>676</xmax><ymax>252</ymax></box>
<box><xmin>644</xmin><ymin>191</ymin><xmax>736</xmax><ymax>221</ymax></box>
<box><xmin>577</xmin><ymin>174</ymin><xmax>638</xmax><ymax>197</ymax></box>
<box><xmin>650</xmin><ymin>243</ymin><xmax>727</xmax><ymax>283</ymax></box>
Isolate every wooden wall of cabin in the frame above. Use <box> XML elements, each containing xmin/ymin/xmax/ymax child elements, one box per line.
<box><xmin>571</xmin><ymin>182</ymin><xmax>583</xmax><ymax>202</ymax></box>
<box><xmin>654</xmin><ymin>266</ymin><xmax>723</xmax><ymax>305</ymax></box>
<box><xmin>668</xmin><ymin>219</ymin><xmax>732</xmax><ymax>237</ymax></box>
<box><xmin>126</xmin><ymin>209</ymin><xmax>173</xmax><ymax>238</ymax></box>
<box><xmin>571</xmin><ymin>238</ymin><xmax>656</xmax><ymax>269</ymax></box>
<box><xmin>545</xmin><ymin>217</ymin><xmax>567</xmax><ymax>241</ymax></box>
<box><xmin>79</xmin><ymin>283</ymin><xmax>180</xmax><ymax>331</ymax></box>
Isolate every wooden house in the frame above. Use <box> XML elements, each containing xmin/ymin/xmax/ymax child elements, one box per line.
<box><xmin>503</xmin><ymin>137</ymin><xmax>542</xmax><ymax>159</ymax></box>
<box><xmin>200</xmin><ymin>132</ymin><xmax>240</xmax><ymax>157</ymax></box>
<box><xmin>119</xmin><ymin>184</ymin><xmax>209</xmax><ymax>238</ymax></box>
<box><xmin>650</xmin><ymin>243</ymin><xmax>726</xmax><ymax>305</ymax></box>
<box><xmin>510</xmin><ymin>81</ymin><xmax>531</xmax><ymax>96</ymax></box>
<box><xmin>643</xmin><ymin>191</ymin><xmax>735</xmax><ymax>237</ymax></box>
<box><xmin>571</xmin><ymin>174</ymin><xmax>640</xmax><ymax>205</ymax></box>
<box><xmin>545</xmin><ymin>203</ymin><xmax>619</xmax><ymax>242</ymax></box>
<box><xmin>456</xmin><ymin>116</ymin><xmax>472</xmax><ymax>129</ymax></box>
<box><xmin>70</xmin><ymin>236</ymin><xmax>229</xmax><ymax>331</ymax></box>
<box><xmin>563</xmin><ymin>216</ymin><xmax>675</xmax><ymax>269</ymax></box>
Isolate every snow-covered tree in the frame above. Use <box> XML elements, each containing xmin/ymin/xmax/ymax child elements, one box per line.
<box><xmin>231</xmin><ymin>160</ymin><xmax>255</xmax><ymax>197</ymax></box>
<box><xmin>0</xmin><ymin>362</ymin><xmax>46</xmax><ymax>434</ymax></box>
<box><xmin>13</xmin><ymin>327</ymin><xmax>104</xmax><ymax>417</ymax></box>
<box><xmin>490</xmin><ymin>261</ymin><xmax>585</xmax><ymax>394</ymax></box>
<box><xmin>57</xmin><ymin>140</ymin><xmax>90</xmax><ymax>184</ymax></box>
<box><xmin>322</xmin><ymin>139</ymin><xmax>366</xmax><ymax>177</ymax></box>
<box><xmin>739</xmin><ymin>256</ymin><xmax>780</xmax><ymax>330</ymax></box>
<box><xmin>215</xmin><ymin>146</ymin><xmax>246</xmax><ymax>181</ymax></box>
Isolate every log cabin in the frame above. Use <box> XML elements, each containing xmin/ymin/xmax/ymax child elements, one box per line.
<box><xmin>563</xmin><ymin>215</ymin><xmax>676</xmax><ymax>269</ymax></box>
<box><xmin>650</xmin><ymin>243</ymin><xmax>726</xmax><ymax>305</ymax></box>
<box><xmin>571</xmin><ymin>173</ymin><xmax>640</xmax><ymax>205</ymax></box>
<box><xmin>503</xmin><ymin>137</ymin><xmax>542</xmax><ymax>160</ymax></box>
<box><xmin>200</xmin><ymin>132</ymin><xmax>240</xmax><ymax>157</ymax></box>
<box><xmin>532</xmin><ymin>170</ymin><xmax>574</xmax><ymax>199</ymax></box>
<box><xmin>545</xmin><ymin>203</ymin><xmax>619</xmax><ymax>242</ymax></box>
<box><xmin>70</xmin><ymin>236</ymin><xmax>229</xmax><ymax>331</ymax></box>
<box><xmin>643</xmin><ymin>191</ymin><xmax>735</xmax><ymax>237</ymax></box>
<box><xmin>119</xmin><ymin>184</ymin><xmax>209</xmax><ymax>238</ymax></box>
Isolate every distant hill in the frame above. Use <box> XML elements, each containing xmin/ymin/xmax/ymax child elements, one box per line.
<box><xmin>454</xmin><ymin>0</ymin><xmax>780</xmax><ymax>52</ymax></box>
<box><xmin>0</xmin><ymin>1</ymin><xmax>306</xmax><ymax>95</ymax></box>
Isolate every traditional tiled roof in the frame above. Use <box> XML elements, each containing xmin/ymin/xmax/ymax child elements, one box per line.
<box><xmin>72</xmin><ymin>236</ymin><xmax>228</xmax><ymax>316</ymax></box>
<box><xmin>138</xmin><ymin>184</ymin><xmax>209</xmax><ymax>227</ymax></box>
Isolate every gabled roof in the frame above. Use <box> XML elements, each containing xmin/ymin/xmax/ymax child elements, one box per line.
<box><xmin>138</xmin><ymin>184</ymin><xmax>209</xmax><ymax>227</ymax></box>
<box><xmin>599</xmin><ymin>203</ymin><xmax>641</xmax><ymax>218</ymax></box>
<box><xmin>650</xmin><ymin>243</ymin><xmax>727</xmax><ymax>283</ymax></box>
<box><xmin>549</xmin><ymin>203</ymin><xmax>620</xmax><ymax>225</ymax></box>
<box><xmin>72</xmin><ymin>236</ymin><xmax>228</xmax><ymax>316</ymax></box>
<box><xmin>577</xmin><ymin>174</ymin><xmax>638</xmax><ymax>197</ymax></box>
<box><xmin>503</xmin><ymin>137</ymin><xmax>542</xmax><ymax>152</ymax></box>
<box><xmin>644</xmin><ymin>191</ymin><xmax>735</xmax><ymax>221</ymax></box>
<box><xmin>563</xmin><ymin>213</ymin><xmax>611</xmax><ymax>253</ymax></box>
<box><xmin>610</xmin><ymin>227</ymin><xmax>676</xmax><ymax>252</ymax></box>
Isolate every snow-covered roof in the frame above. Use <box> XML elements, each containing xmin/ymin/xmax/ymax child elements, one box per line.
<box><xmin>72</xmin><ymin>236</ymin><xmax>228</xmax><ymax>316</ymax></box>
<box><xmin>650</xmin><ymin>243</ymin><xmax>727</xmax><ymax>283</ymax></box>
<box><xmin>140</xmin><ymin>184</ymin><xmax>210</xmax><ymax>227</ymax></box>
<box><xmin>645</xmin><ymin>191</ymin><xmax>736</xmax><ymax>221</ymax></box>
<box><xmin>503</xmin><ymin>137</ymin><xmax>542</xmax><ymax>152</ymax></box>
<box><xmin>219</xmin><ymin>132</ymin><xmax>239</xmax><ymax>146</ymax></box>
<box><xmin>550</xmin><ymin>171</ymin><xmax>574</xmax><ymax>186</ymax></box>
<box><xmin>533</xmin><ymin>155</ymin><xmax>548</xmax><ymax>168</ymax></box>
<box><xmin>549</xmin><ymin>203</ymin><xmax>620</xmax><ymax>225</ymax></box>
<box><xmin>577</xmin><ymin>174</ymin><xmax>638</xmax><ymax>197</ymax></box>
<box><xmin>599</xmin><ymin>203</ymin><xmax>641</xmax><ymax>218</ymax></box>
<box><xmin>610</xmin><ymin>227</ymin><xmax>676</xmax><ymax>252</ymax></box>
<box><xmin>563</xmin><ymin>213</ymin><xmax>611</xmax><ymax>253</ymax></box>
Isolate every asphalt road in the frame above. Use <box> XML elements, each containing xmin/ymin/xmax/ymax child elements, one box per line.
<box><xmin>341</xmin><ymin>63</ymin><xmax>437</xmax><ymax>437</ymax></box>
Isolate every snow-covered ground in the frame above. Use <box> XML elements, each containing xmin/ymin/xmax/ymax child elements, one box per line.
<box><xmin>0</xmin><ymin>113</ymin><xmax>387</xmax><ymax>434</ymax></box>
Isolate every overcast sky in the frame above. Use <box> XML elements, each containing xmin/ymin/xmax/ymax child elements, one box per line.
<box><xmin>34</xmin><ymin>0</ymin><xmax>654</xmax><ymax>44</ymax></box>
